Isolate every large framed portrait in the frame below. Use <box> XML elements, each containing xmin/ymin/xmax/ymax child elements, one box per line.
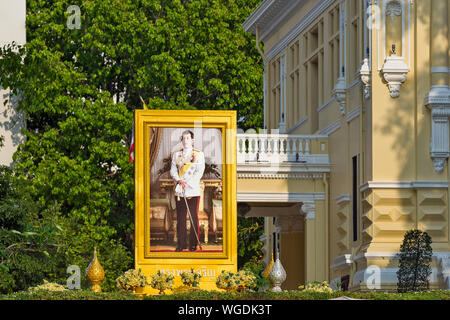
<box><xmin>134</xmin><ymin>110</ymin><xmax>237</xmax><ymax>292</ymax></box>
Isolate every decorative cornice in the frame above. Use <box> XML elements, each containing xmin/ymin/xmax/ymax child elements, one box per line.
<box><xmin>346</xmin><ymin>107</ymin><xmax>360</xmax><ymax>123</ymax></box>
<box><xmin>346</xmin><ymin>78</ymin><xmax>363</xmax><ymax>90</ymax></box>
<box><xmin>317</xmin><ymin>97</ymin><xmax>336</xmax><ymax>113</ymax></box>
<box><xmin>237</xmin><ymin>160</ymin><xmax>331</xmax><ymax>173</ymax></box>
<box><xmin>359</xmin><ymin>180</ymin><xmax>449</xmax><ymax>192</ymax></box>
<box><xmin>237</xmin><ymin>173</ymin><xmax>324</xmax><ymax>179</ymax></box>
<box><xmin>424</xmin><ymin>85</ymin><xmax>450</xmax><ymax>107</ymax></box>
<box><xmin>335</xmin><ymin>194</ymin><xmax>351</xmax><ymax>205</ymax></box>
<box><xmin>242</xmin><ymin>0</ymin><xmax>300</xmax><ymax>37</ymax></box>
<box><xmin>319</xmin><ymin>119</ymin><xmax>341</xmax><ymax>136</ymax></box>
<box><xmin>264</xmin><ymin>0</ymin><xmax>336</xmax><ymax>61</ymax></box>
<box><xmin>431</xmin><ymin>67</ymin><xmax>450</xmax><ymax>74</ymax></box>
<box><xmin>286</xmin><ymin>117</ymin><xmax>308</xmax><ymax>134</ymax></box>
<box><xmin>353</xmin><ymin>251</ymin><xmax>450</xmax><ymax>262</ymax></box>
<box><xmin>237</xmin><ymin>192</ymin><xmax>325</xmax><ymax>203</ymax></box>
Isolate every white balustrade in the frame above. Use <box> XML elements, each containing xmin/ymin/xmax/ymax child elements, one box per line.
<box><xmin>237</xmin><ymin>133</ymin><xmax>327</xmax><ymax>164</ymax></box>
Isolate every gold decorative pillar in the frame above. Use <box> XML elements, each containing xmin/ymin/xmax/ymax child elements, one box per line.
<box><xmin>86</xmin><ymin>247</ymin><xmax>105</xmax><ymax>292</ymax></box>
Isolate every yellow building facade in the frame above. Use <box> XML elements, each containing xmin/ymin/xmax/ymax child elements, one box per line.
<box><xmin>241</xmin><ymin>0</ymin><xmax>450</xmax><ymax>291</ymax></box>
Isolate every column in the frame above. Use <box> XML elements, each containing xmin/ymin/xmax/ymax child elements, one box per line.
<box><xmin>263</xmin><ymin>62</ymin><xmax>267</xmax><ymax>130</ymax></box>
<box><xmin>303</xmin><ymin>201</ymin><xmax>316</xmax><ymax>283</ymax></box>
<box><xmin>279</xmin><ymin>53</ymin><xmax>287</xmax><ymax>133</ymax></box>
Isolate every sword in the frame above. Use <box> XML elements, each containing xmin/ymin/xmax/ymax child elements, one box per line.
<box><xmin>182</xmin><ymin>189</ymin><xmax>203</xmax><ymax>251</ymax></box>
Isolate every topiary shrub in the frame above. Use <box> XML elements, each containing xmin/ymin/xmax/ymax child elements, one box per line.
<box><xmin>396</xmin><ymin>229</ymin><xmax>433</xmax><ymax>293</ymax></box>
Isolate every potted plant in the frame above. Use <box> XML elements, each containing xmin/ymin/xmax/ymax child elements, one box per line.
<box><xmin>173</xmin><ymin>269</ymin><xmax>202</xmax><ymax>293</ymax></box>
<box><xmin>215</xmin><ymin>270</ymin><xmax>256</xmax><ymax>292</ymax></box>
<box><xmin>150</xmin><ymin>270</ymin><xmax>174</xmax><ymax>294</ymax></box>
<box><xmin>180</xmin><ymin>269</ymin><xmax>202</xmax><ymax>288</ymax></box>
<box><xmin>116</xmin><ymin>269</ymin><xmax>148</xmax><ymax>294</ymax></box>
<box><xmin>216</xmin><ymin>270</ymin><xmax>236</xmax><ymax>292</ymax></box>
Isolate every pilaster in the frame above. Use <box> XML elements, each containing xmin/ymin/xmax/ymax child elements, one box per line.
<box><xmin>425</xmin><ymin>0</ymin><xmax>450</xmax><ymax>174</ymax></box>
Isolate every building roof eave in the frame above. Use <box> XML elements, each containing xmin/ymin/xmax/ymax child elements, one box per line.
<box><xmin>242</xmin><ymin>0</ymin><xmax>302</xmax><ymax>40</ymax></box>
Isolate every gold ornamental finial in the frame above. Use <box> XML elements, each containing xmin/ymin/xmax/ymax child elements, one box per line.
<box><xmin>262</xmin><ymin>252</ymin><xmax>275</xmax><ymax>279</ymax></box>
<box><xmin>86</xmin><ymin>247</ymin><xmax>105</xmax><ymax>292</ymax></box>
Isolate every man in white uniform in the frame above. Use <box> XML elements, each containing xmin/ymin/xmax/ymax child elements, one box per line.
<box><xmin>170</xmin><ymin>130</ymin><xmax>205</xmax><ymax>251</ymax></box>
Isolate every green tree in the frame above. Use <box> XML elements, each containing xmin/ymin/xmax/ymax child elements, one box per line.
<box><xmin>0</xmin><ymin>165</ymin><xmax>68</xmax><ymax>293</ymax></box>
<box><xmin>237</xmin><ymin>216</ymin><xmax>264</xmax><ymax>269</ymax></box>
<box><xmin>396</xmin><ymin>229</ymin><xmax>433</xmax><ymax>293</ymax></box>
<box><xmin>0</xmin><ymin>0</ymin><xmax>263</xmax><ymax>291</ymax></box>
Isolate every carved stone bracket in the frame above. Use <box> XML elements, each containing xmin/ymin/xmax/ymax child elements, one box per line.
<box><xmin>301</xmin><ymin>200</ymin><xmax>315</xmax><ymax>220</ymax></box>
<box><xmin>381</xmin><ymin>54</ymin><xmax>409</xmax><ymax>98</ymax></box>
<box><xmin>360</xmin><ymin>58</ymin><xmax>371</xmax><ymax>99</ymax></box>
<box><xmin>425</xmin><ymin>85</ymin><xmax>450</xmax><ymax>173</ymax></box>
<box><xmin>333</xmin><ymin>76</ymin><xmax>347</xmax><ymax>115</ymax></box>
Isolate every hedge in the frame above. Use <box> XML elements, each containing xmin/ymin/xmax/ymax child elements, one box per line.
<box><xmin>0</xmin><ymin>289</ymin><xmax>137</xmax><ymax>300</ymax></box>
<box><xmin>1</xmin><ymin>289</ymin><xmax>450</xmax><ymax>300</ymax></box>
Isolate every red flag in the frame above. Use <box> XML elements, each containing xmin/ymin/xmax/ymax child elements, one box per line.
<box><xmin>129</xmin><ymin>119</ymin><xmax>134</xmax><ymax>163</ymax></box>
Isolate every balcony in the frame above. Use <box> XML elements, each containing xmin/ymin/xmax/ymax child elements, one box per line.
<box><xmin>236</xmin><ymin>133</ymin><xmax>330</xmax><ymax>175</ymax></box>
<box><xmin>236</xmin><ymin>132</ymin><xmax>330</xmax><ymax>219</ymax></box>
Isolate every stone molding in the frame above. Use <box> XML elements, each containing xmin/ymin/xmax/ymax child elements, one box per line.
<box><xmin>317</xmin><ymin>97</ymin><xmax>336</xmax><ymax>113</ymax></box>
<box><xmin>359</xmin><ymin>180</ymin><xmax>449</xmax><ymax>192</ymax></box>
<box><xmin>237</xmin><ymin>173</ymin><xmax>324</xmax><ymax>179</ymax></box>
<box><xmin>237</xmin><ymin>192</ymin><xmax>325</xmax><ymax>203</ymax></box>
<box><xmin>335</xmin><ymin>194</ymin><xmax>351</xmax><ymax>205</ymax></box>
<box><xmin>250</xmin><ymin>0</ymin><xmax>336</xmax><ymax>61</ymax></box>
<box><xmin>286</xmin><ymin>117</ymin><xmax>308</xmax><ymax>133</ymax></box>
<box><xmin>346</xmin><ymin>107</ymin><xmax>360</xmax><ymax>123</ymax></box>
<box><xmin>319</xmin><ymin>119</ymin><xmax>342</xmax><ymax>136</ymax></box>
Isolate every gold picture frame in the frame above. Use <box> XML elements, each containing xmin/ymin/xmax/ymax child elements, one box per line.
<box><xmin>134</xmin><ymin>110</ymin><xmax>237</xmax><ymax>292</ymax></box>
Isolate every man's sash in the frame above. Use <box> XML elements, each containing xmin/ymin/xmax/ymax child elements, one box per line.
<box><xmin>175</xmin><ymin>150</ymin><xmax>200</xmax><ymax>199</ymax></box>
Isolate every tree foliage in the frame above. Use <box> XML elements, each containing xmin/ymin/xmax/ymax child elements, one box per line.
<box><xmin>0</xmin><ymin>165</ymin><xmax>66</xmax><ymax>293</ymax></box>
<box><xmin>237</xmin><ymin>217</ymin><xmax>264</xmax><ymax>269</ymax></box>
<box><xmin>0</xmin><ymin>0</ymin><xmax>263</xmax><ymax>291</ymax></box>
<box><xmin>397</xmin><ymin>229</ymin><xmax>433</xmax><ymax>293</ymax></box>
